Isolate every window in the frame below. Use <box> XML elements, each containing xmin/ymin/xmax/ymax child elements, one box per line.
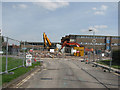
<box><xmin>89</xmin><ymin>36</ymin><xmax>93</xmax><ymax>38</ymax></box>
<box><xmin>112</xmin><ymin>37</ymin><xmax>119</xmax><ymax>39</ymax></box>
<box><xmin>90</xmin><ymin>43</ymin><xmax>93</xmax><ymax>45</ymax></box>
<box><xmin>114</xmin><ymin>43</ymin><xmax>118</xmax><ymax>46</ymax></box>
<box><xmin>85</xmin><ymin>42</ymin><xmax>88</xmax><ymax>44</ymax></box>
<box><xmin>81</xmin><ymin>36</ymin><xmax>85</xmax><ymax>38</ymax></box>
<box><xmin>95</xmin><ymin>43</ymin><xmax>98</xmax><ymax>45</ymax></box>
<box><xmin>80</xmin><ymin>42</ymin><xmax>83</xmax><ymax>44</ymax></box>
<box><xmin>89</xmin><ymin>36</ymin><xmax>93</xmax><ymax>39</ymax></box>
<box><xmin>77</xmin><ymin>36</ymin><xmax>81</xmax><ymax>38</ymax></box>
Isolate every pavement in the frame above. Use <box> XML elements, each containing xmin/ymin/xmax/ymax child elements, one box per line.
<box><xmin>13</xmin><ymin>58</ymin><xmax>120</xmax><ymax>88</ymax></box>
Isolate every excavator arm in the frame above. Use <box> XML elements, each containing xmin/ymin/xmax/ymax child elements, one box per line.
<box><xmin>43</xmin><ymin>32</ymin><xmax>47</xmax><ymax>47</ymax></box>
<box><xmin>43</xmin><ymin>32</ymin><xmax>52</xmax><ymax>48</ymax></box>
<box><xmin>46</xmin><ymin>35</ymin><xmax>52</xmax><ymax>47</ymax></box>
<box><xmin>60</xmin><ymin>41</ymin><xmax>80</xmax><ymax>51</ymax></box>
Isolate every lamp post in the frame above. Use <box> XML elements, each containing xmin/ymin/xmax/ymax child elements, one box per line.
<box><xmin>89</xmin><ymin>29</ymin><xmax>96</xmax><ymax>62</ymax></box>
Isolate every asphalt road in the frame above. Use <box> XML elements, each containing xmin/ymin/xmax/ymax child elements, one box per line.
<box><xmin>15</xmin><ymin>58</ymin><xmax>119</xmax><ymax>88</ymax></box>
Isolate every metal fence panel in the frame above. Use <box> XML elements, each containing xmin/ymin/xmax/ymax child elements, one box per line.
<box><xmin>0</xmin><ymin>36</ymin><xmax>2</xmax><ymax>87</ymax></box>
<box><xmin>1</xmin><ymin>36</ymin><xmax>24</xmax><ymax>74</ymax></box>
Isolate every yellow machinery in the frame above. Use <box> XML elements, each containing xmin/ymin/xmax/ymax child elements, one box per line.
<box><xmin>43</xmin><ymin>32</ymin><xmax>52</xmax><ymax>49</ymax></box>
<box><xmin>74</xmin><ymin>47</ymin><xmax>84</xmax><ymax>56</ymax></box>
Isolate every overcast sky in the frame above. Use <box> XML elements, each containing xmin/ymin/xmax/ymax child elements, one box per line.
<box><xmin>1</xmin><ymin>1</ymin><xmax>118</xmax><ymax>42</ymax></box>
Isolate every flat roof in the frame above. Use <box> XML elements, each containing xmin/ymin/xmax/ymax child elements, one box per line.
<box><xmin>21</xmin><ymin>42</ymin><xmax>60</xmax><ymax>44</ymax></box>
<box><xmin>69</xmin><ymin>34</ymin><xmax>120</xmax><ymax>37</ymax></box>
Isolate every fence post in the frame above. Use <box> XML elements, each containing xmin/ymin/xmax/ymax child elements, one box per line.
<box><xmin>109</xmin><ymin>50</ymin><xmax>112</xmax><ymax>72</ymax></box>
<box><xmin>5</xmin><ymin>37</ymin><xmax>8</xmax><ymax>74</ymax></box>
<box><xmin>88</xmin><ymin>51</ymin><xmax>90</xmax><ymax>63</ymax></box>
<box><xmin>23</xmin><ymin>41</ymin><xmax>25</xmax><ymax>67</ymax></box>
<box><xmin>84</xmin><ymin>48</ymin><xmax>85</xmax><ymax>62</ymax></box>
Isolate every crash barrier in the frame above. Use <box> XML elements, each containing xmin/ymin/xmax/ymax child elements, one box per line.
<box><xmin>92</xmin><ymin>62</ymin><xmax>120</xmax><ymax>74</ymax></box>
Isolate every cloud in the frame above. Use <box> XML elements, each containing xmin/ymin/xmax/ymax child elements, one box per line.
<box><xmin>101</xmin><ymin>5</ymin><xmax>108</xmax><ymax>11</ymax></box>
<box><xmin>92</xmin><ymin>7</ymin><xmax>97</xmax><ymax>10</ymax></box>
<box><xmin>92</xmin><ymin>5</ymin><xmax>108</xmax><ymax>15</ymax></box>
<box><xmin>80</xmin><ymin>28</ymin><xmax>99</xmax><ymax>33</ymax></box>
<box><xmin>94</xmin><ymin>25</ymin><xmax>108</xmax><ymax>29</ymax></box>
<box><xmin>80</xmin><ymin>29</ymin><xmax>88</xmax><ymax>33</ymax></box>
<box><xmin>88</xmin><ymin>27</ymin><xmax>99</xmax><ymax>33</ymax></box>
<box><xmin>18</xmin><ymin>4</ymin><xmax>27</xmax><ymax>9</ymax></box>
<box><xmin>33</xmin><ymin>1</ymin><xmax>69</xmax><ymax>11</ymax></box>
<box><xmin>94</xmin><ymin>11</ymin><xmax>104</xmax><ymax>15</ymax></box>
<box><xmin>12</xmin><ymin>5</ymin><xmax>16</xmax><ymax>8</ymax></box>
<box><xmin>81</xmin><ymin>25</ymin><xmax>108</xmax><ymax>33</ymax></box>
<box><xmin>12</xmin><ymin>4</ymin><xmax>27</xmax><ymax>9</ymax></box>
<box><xmin>89</xmin><ymin>25</ymin><xmax>108</xmax><ymax>30</ymax></box>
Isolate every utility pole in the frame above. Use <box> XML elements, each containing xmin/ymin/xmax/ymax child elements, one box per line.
<box><xmin>89</xmin><ymin>29</ymin><xmax>96</xmax><ymax>62</ymax></box>
<box><xmin>93</xmin><ymin>31</ymin><xmax>95</xmax><ymax>62</ymax></box>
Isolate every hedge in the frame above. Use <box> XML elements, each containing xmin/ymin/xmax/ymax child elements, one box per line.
<box><xmin>112</xmin><ymin>49</ymin><xmax>120</xmax><ymax>65</ymax></box>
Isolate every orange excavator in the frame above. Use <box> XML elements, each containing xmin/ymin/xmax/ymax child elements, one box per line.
<box><xmin>60</xmin><ymin>41</ymin><xmax>81</xmax><ymax>50</ymax></box>
<box><xmin>60</xmin><ymin>41</ymin><xmax>84</xmax><ymax>56</ymax></box>
<box><xmin>43</xmin><ymin>32</ymin><xmax>52</xmax><ymax>49</ymax></box>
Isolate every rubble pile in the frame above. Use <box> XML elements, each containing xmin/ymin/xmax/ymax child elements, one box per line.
<box><xmin>33</xmin><ymin>51</ymin><xmax>64</xmax><ymax>58</ymax></box>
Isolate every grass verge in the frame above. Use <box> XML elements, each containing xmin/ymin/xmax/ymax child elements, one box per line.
<box><xmin>2</xmin><ymin>57</ymin><xmax>23</xmax><ymax>72</ymax></box>
<box><xmin>1</xmin><ymin>56</ymin><xmax>41</xmax><ymax>84</ymax></box>
<box><xmin>97</xmin><ymin>60</ymin><xmax>120</xmax><ymax>69</ymax></box>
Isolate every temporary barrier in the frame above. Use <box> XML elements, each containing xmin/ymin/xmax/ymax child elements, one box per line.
<box><xmin>26</xmin><ymin>54</ymin><xmax>32</xmax><ymax>66</ymax></box>
<box><xmin>0</xmin><ymin>36</ymin><xmax>25</xmax><ymax>74</ymax></box>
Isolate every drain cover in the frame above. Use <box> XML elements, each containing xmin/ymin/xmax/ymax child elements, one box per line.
<box><xmin>40</xmin><ymin>78</ymin><xmax>52</xmax><ymax>80</ymax></box>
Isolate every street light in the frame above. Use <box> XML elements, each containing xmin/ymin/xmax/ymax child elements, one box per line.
<box><xmin>89</xmin><ymin>29</ymin><xmax>96</xmax><ymax>62</ymax></box>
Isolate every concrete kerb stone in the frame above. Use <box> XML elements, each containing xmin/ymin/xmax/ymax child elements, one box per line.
<box><xmin>91</xmin><ymin>62</ymin><xmax>120</xmax><ymax>74</ymax></box>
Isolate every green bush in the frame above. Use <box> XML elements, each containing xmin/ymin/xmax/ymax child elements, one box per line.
<box><xmin>112</xmin><ymin>49</ymin><xmax>120</xmax><ymax>65</ymax></box>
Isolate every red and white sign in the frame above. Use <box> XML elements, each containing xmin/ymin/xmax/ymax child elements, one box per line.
<box><xmin>26</xmin><ymin>58</ymin><xmax>32</xmax><ymax>66</ymax></box>
<box><xmin>26</xmin><ymin>54</ymin><xmax>32</xmax><ymax>66</ymax></box>
<box><xmin>26</xmin><ymin>54</ymin><xmax>32</xmax><ymax>59</ymax></box>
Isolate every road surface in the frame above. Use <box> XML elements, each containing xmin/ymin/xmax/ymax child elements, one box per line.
<box><xmin>15</xmin><ymin>58</ymin><xmax>119</xmax><ymax>88</ymax></box>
